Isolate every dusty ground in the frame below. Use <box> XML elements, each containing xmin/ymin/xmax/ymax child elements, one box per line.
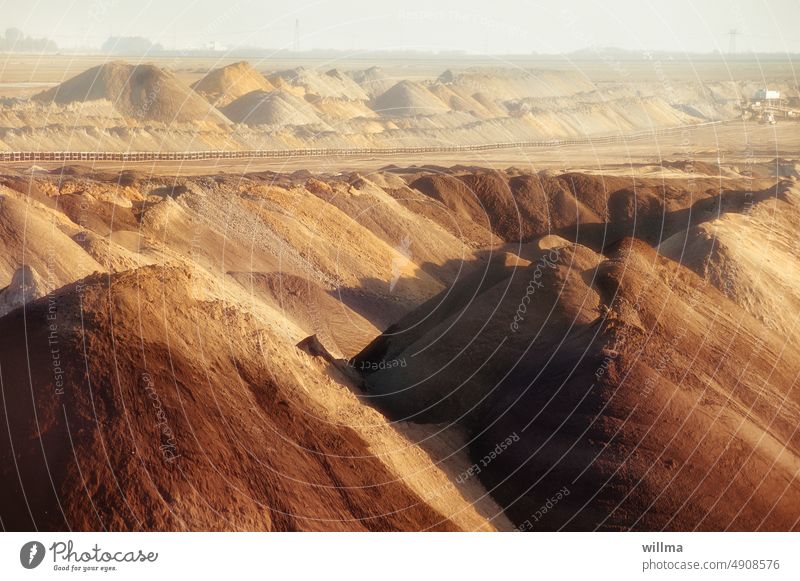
<box><xmin>6</xmin><ymin>121</ymin><xmax>794</xmax><ymax>177</ymax></box>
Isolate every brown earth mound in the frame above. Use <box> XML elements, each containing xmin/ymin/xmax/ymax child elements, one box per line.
<box><xmin>192</xmin><ymin>61</ymin><xmax>275</xmax><ymax>107</ymax></box>
<box><xmin>355</xmin><ymin>235</ymin><xmax>800</xmax><ymax>530</ymax></box>
<box><xmin>348</xmin><ymin>66</ymin><xmax>395</xmax><ymax>99</ymax></box>
<box><xmin>34</xmin><ymin>62</ymin><xmax>229</xmax><ymax>125</ymax></box>
<box><xmin>0</xmin><ymin>265</ymin><xmax>488</xmax><ymax>531</ymax></box>
<box><xmin>408</xmin><ymin>169</ymin><xmax>762</xmax><ymax>249</ymax></box>
<box><xmin>221</xmin><ymin>90</ymin><xmax>323</xmax><ymax>126</ymax></box>
<box><xmin>3</xmin><ymin>163</ymin><xmax>799</xmax><ymax>532</ymax></box>
<box><xmin>659</xmin><ymin>180</ymin><xmax>800</xmax><ymax>336</ymax></box>
<box><xmin>269</xmin><ymin>67</ymin><xmax>368</xmax><ymax>100</ymax></box>
<box><xmin>370</xmin><ymin>81</ymin><xmax>449</xmax><ymax>117</ymax></box>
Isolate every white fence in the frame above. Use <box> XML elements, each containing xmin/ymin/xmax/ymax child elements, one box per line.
<box><xmin>0</xmin><ymin>121</ymin><xmax>727</xmax><ymax>163</ymax></box>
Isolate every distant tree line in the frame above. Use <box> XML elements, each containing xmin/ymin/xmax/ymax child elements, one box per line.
<box><xmin>101</xmin><ymin>37</ymin><xmax>164</xmax><ymax>55</ymax></box>
<box><xmin>0</xmin><ymin>28</ymin><xmax>57</xmax><ymax>52</ymax></box>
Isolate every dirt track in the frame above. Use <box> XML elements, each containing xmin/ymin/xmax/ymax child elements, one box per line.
<box><xmin>2</xmin><ymin>121</ymin><xmax>794</xmax><ymax>176</ymax></box>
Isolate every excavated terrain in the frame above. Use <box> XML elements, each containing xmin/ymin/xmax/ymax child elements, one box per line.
<box><xmin>1</xmin><ymin>156</ymin><xmax>799</xmax><ymax>531</ymax></box>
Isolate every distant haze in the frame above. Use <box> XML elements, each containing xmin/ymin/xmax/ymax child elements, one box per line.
<box><xmin>2</xmin><ymin>0</ymin><xmax>799</xmax><ymax>55</ymax></box>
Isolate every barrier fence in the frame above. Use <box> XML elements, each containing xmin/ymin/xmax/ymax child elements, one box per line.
<box><xmin>0</xmin><ymin>121</ymin><xmax>727</xmax><ymax>163</ymax></box>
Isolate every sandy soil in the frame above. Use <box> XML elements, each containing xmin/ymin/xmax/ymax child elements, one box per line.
<box><xmin>1</xmin><ymin>56</ymin><xmax>799</xmax><ymax>532</ymax></box>
<box><xmin>1</xmin><ymin>57</ymin><xmax>795</xmax><ymax>152</ymax></box>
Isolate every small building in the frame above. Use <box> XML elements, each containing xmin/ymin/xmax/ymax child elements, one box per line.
<box><xmin>755</xmin><ymin>88</ymin><xmax>781</xmax><ymax>101</ymax></box>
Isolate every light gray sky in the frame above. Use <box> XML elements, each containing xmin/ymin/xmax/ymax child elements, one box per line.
<box><xmin>3</xmin><ymin>0</ymin><xmax>799</xmax><ymax>54</ymax></box>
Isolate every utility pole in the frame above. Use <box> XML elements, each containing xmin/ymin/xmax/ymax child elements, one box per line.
<box><xmin>727</xmin><ymin>29</ymin><xmax>741</xmax><ymax>54</ymax></box>
<box><xmin>294</xmin><ymin>19</ymin><xmax>300</xmax><ymax>52</ymax></box>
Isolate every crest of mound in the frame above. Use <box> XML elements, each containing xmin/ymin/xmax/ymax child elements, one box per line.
<box><xmin>221</xmin><ymin>90</ymin><xmax>323</xmax><ymax>126</ymax></box>
<box><xmin>658</xmin><ymin>181</ymin><xmax>800</xmax><ymax>336</ymax></box>
<box><xmin>348</xmin><ymin>66</ymin><xmax>395</xmax><ymax>98</ymax></box>
<box><xmin>0</xmin><ymin>265</ymin><xmax>493</xmax><ymax>531</ymax></box>
<box><xmin>370</xmin><ymin>80</ymin><xmax>449</xmax><ymax>117</ymax></box>
<box><xmin>269</xmin><ymin>67</ymin><xmax>368</xmax><ymax>100</ymax></box>
<box><xmin>408</xmin><ymin>169</ymin><xmax>750</xmax><ymax>249</ymax></box>
<box><xmin>33</xmin><ymin>61</ymin><xmax>229</xmax><ymax>125</ymax></box>
<box><xmin>72</xmin><ymin>230</ymin><xmax>156</xmax><ymax>273</ymax></box>
<box><xmin>409</xmin><ymin>171</ymin><xmax>606</xmax><ymax>242</ymax></box>
<box><xmin>191</xmin><ymin>61</ymin><xmax>275</xmax><ymax>107</ymax></box>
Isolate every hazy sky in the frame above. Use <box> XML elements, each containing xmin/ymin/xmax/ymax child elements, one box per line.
<box><xmin>3</xmin><ymin>0</ymin><xmax>799</xmax><ymax>54</ymax></box>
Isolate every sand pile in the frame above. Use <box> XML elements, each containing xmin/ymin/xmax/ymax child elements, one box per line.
<box><xmin>427</xmin><ymin>83</ymin><xmax>499</xmax><ymax>118</ymax></box>
<box><xmin>113</xmin><ymin>172</ymin><xmax>479</xmax><ymax>331</ymax></box>
<box><xmin>408</xmin><ymin>168</ymin><xmax>748</xmax><ymax>248</ymax></box>
<box><xmin>366</xmin><ymin>172</ymin><xmax>498</xmax><ymax>248</ymax></box>
<box><xmin>192</xmin><ymin>61</ymin><xmax>275</xmax><ymax>107</ymax></box>
<box><xmin>0</xmin><ymin>166</ymin><xmax>514</xmax><ymax>530</ymax></box>
<box><xmin>438</xmin><ymin>68</ymin><xmax>596</xmax><ymax>99</ymax></box>
<box><xmin>305</xmin><ymin>95</ymin><xmax>377</xmax><ymax>121</ymax></box>
<box><xmin>1</xmin><ymin>163</ymin><xmax>797</xmax><ymax>532</ymax></box>
<box><xmin>221</xmin><ymin>90</ymin><xmax>323</xmax><ymax>126</ymax></box>
<box><xmin>270</xmin><ymin>67</ymin><xmax>369</xmax><ymax>100</ymax></box>
<box><xmin>33</xmin><ymin>62</ymin><xmax>229</xmax><ymax>125</ymax></box>
<box><xmin>0</xmin><ymin>166</ymin><xmax>515</xmax><ymax>531</ymax></box>
<box><xmin>0</xmin><ymin>98</ymin><xmax>125</xmax><ymax>129</ymax></box>
<box><xmin>348</xmin><ymin>66</ymin><xmax>395</xmax><ymax>98</ymax></box>
<box><xmin>355</xmin><ymin>235</ymin><xmax>800</xmax><ymax>530</ymax></box>
<box><xmin>409</xmin><ymin>173</ymin><xmax>508</xmax><ymax>237</ymax></box>
<box><xmin>4</xmin><ymin>61</ymin><xmax>794</xmax><ymax>152</ymax></box>
<box><xmin>0</xmin><ymin>265</ymin><xmax>503</xmax><ymax>531</ymax></box>
<box><xmin>370</xmin><ymin>81</ymin><xmax>449</xmax><ymax>117</ymax></box>
<box><xmin>0</xmin><ymin>190</ymin><xmax>103</xmax><ymax>288</ymax></box>
<box><xmin>72</xmin><ymin>230</ymin><xmax>157</xmax><ymax>273</ymax></box>
<box><xmin>409</xmin><ymin>171</ymin><xmax>612</xmax><ymax>243</ymax></box>
<box><xmin>659</xmin><ymin>181</ymin><xmax>800</xmax><ymax>336</ymax></box>
<box><xmin>311</xmin><ymin>174</ymin><xmax>479</xmax><ymax>290</ymax></box>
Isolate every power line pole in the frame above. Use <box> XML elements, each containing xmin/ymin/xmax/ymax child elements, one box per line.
<box><xmin>294</xmin><ymin>19</ymin><xmax>300</xmax><ymax>52</ymax></box>
<box><xmin>728</xmin><ymin>29</ymin><xmax>741</xmax><ymax>54</ymax></box>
